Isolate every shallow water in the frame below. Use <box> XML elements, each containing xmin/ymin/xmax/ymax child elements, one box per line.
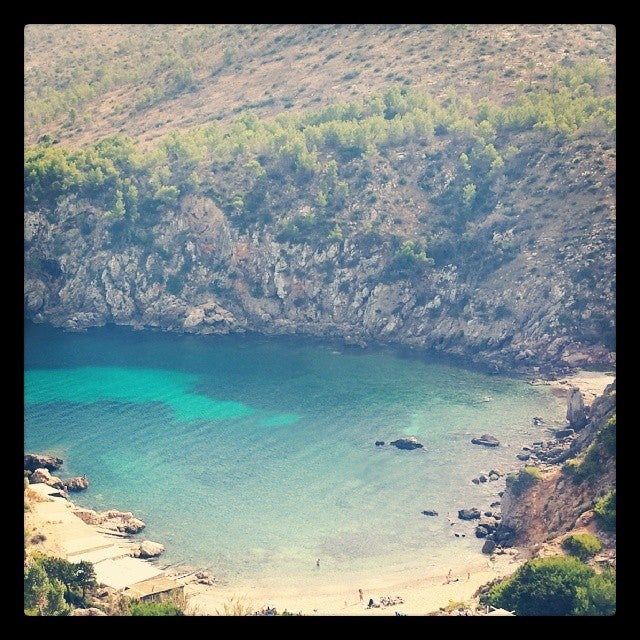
<box><xmin>24</xmin><ymin>322</ymin><xmax>566</xmax><ymax>589</ymax></box>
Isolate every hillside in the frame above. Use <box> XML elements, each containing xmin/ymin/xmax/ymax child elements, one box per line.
<box><xmin>25</xmin><ymin>24</ymin><xmax>616</xmax><ymax>151</ymax></box>
<box><xmin>24</xmin><ymin>24</ymin><xmax>616</xmax><ymax>376</ymax></box>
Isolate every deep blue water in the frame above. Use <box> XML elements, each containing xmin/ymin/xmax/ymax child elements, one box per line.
<box><xmin>24</xmin><ymin>321</ymin><xmax>566</xmax><ymax>589</ymax></box>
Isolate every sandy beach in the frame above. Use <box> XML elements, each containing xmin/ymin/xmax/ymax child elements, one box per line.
<box><xmin>24</xmin><ymin>368</ymin><xmax>615</xmax><ymax>616</ymax></box>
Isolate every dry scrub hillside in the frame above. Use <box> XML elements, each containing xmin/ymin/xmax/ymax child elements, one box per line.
<box><xmin>24</xmin><ymin>24</ymin><xmax>616</xmax><ymax>151</ymax></box>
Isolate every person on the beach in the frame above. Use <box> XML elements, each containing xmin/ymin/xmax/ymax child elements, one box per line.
<box><xmin>316</xmin><ymin>558</ymin><xmax>320</xmax><ymax>568</ymax></box>
<box><xmin>359</xmin><ymin>588</ymin><xmax>363</xmax><ymax>602</ymax></box>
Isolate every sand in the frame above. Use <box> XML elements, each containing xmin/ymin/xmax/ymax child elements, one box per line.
<box><xmin>180</xmin><ymin>552</ymin><xmax>523</xmax><ymax>616</ymax></box>
<box><xmin>24</xmin><ymin>368</ymin><xmax>615</xmax><ymax>616</ymax></box>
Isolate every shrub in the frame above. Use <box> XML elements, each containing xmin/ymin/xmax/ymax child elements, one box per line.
<box><xmin>505</xmin><ymin>466</ymin><xmax>541</xmax><ymax>496</ymax></box>
<box><xmin>129</xmin><ymin>600</ymin><xmax>186</xmax><ymax>616</ymax></box>
<box><xmin>573</xmin><ymin>566</ymin><xmax>616</xmax><ymax>616</ymax></box>
<box><xmin>384</xmin><ymin>240</ymin><xmax>434</xmax><ymax>282</ymax></box>
<box><xmin>598</xmin><ymin>414</ymin><xmax>616</xmax><ymax>455</ymax></box>
<box><xmin>568</xmin><ymin>444</ymin><xmax>601</xmax><ymax>484</ymax></box>
<box><xmin>562</xmin><ymin>533</ymin><xmax>602</xmax><ymax>561</ymax></box>
<box><xmin>484</xmin><ymin>555</ymin><xmax>611</xmax><ymax>616</ymax></box>
<box><xmin>593</xmin><ymin>490</ymin><xmax>616</xmax><ymax>533</ymax></box>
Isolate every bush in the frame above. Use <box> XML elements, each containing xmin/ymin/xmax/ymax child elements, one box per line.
<box><xmin>129</xmin><ymin>600</ymin><xmax>186</xmax><ymax>616</ymax></box>
<box><xmin>484</xmin><ymin>555</ymin><xmax>613</xmax><ymax>616</ymax></box>
<box><xmin>505</xmin><ymin>466</ymin><xmax>541</xmax><ymax>496</ymax></box>
<box><xmin>562</xmin><ymin>533</ymin><xmax>602</xmax><ymax>561</ymax></box>
<box><xmin>573</xmin><ymin>566</ymin><xmax>616</xmax><ymax>616</ymax></box>
<box><xmin>598</xmin><ymin>414</ymin><xmax>616</xmax><ymax>455</ymax></box>
<box><xmin>594</xmin><ymin>490</ymin><xmax>616</xmax><ymax>533</ymax></box>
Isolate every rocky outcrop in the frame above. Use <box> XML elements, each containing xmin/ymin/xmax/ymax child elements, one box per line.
<box><xmin>64</xmin><ymin>475</ymin><xmax>89</xmax><ymax>491</ymax></box>
<box><xmin>24</xmin><ymin>454</ymin><xmax>63</xmax><ymax>473</ymax></box>
<box><xmin>72</xmin><ymin>607</ymin><xmax>108</xmax><ymax>616</ymax></box>
<box><xmin>73</xmin><ymin>508</ymin><xmax>146</xmax><ymax>534</ymax></box>
<box><xmin>29</xmin><ymin>468</ymin><xmax>64</xmax><ymax>489</ymax></box>
<box><xmin>566</xmin><ymin>387</ymin><xmax>588</xmax><ymax>429</ymax></box>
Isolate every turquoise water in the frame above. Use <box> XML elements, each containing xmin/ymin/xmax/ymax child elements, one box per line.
<box><xmin>24</xmin><ymin>322</ymin><xmax>566</xmax><ymax>589</ymax></box>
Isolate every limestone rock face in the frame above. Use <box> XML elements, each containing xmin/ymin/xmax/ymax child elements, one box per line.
<box><xmin>23</xmin><ymin>151</ymin><xmax>616</xmax><ymax>377</ymax></box>
<box><xmin>496</xmin><ymin>383</ymin><xmax>616</xmax><ymax>548</ymax></box>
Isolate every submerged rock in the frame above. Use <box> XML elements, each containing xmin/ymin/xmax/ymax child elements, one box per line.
<box><xmin>471</xmin><ymin>434</ymin><xmax>500</xmax><ymax>447</ymax></box>
<box><xmin>390</xmin><ymin>436</ymin><xmax>424</xmax><ymax>450</ymax></box>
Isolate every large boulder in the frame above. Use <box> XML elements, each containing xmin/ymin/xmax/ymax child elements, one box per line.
<box><xmin>458</xmin><ymin>507</ymin><xmax>481</xmax><ymax>520</ymax></box>
<box><xmin>29</xmin><ymin>468</ymin><xmax>64</xmax><ymax>488</ymax></box>
<box><xmin>132</xmin><ymin>540</ymin><xmax>165</xmax><ymax>558</ymax></box>
<box><xmin>566</xmin><ymin>388</ymin><xmax>588</xmax><ymax>429</ymax></box>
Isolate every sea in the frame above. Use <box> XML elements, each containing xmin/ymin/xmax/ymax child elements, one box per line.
<box><xmin>24</xmin><ymin>321</ymin><xmax>568</xmax><ymax>592</ymax></box>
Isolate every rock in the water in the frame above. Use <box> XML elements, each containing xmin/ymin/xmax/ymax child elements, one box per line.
<box><xmin>64</xmin><ymin>475</ymin><xmax>89</xmax><ymax>491</ymax></box>
<box><xmin>458</xmin><ymin>507</ymin><xmax>481</xmax><ymax>520</ymax></box>
<box><xmin>471</xmin><ymin>434</ymin><xmax>500</xmax><ymax>447</ymax></box>
<box><xmin>25</xmin><ymin>453</ymin><xmax>63</xmax><ymax>472</ymax></box>
<box><xmin>421</xmin><ymin>510</ymin><xmax>438</xmax><ymax>517</ymax></box>
<box><xmin>390</xmin><ymin>436</ymin><xmax>424</xmax><ymax>450</ymax></box>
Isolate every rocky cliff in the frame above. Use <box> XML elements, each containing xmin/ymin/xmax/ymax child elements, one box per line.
<box><xmin>495</xmin><ymin>381</ymin><xmax>616</xmax><ymax>555</ymax></box>
<box><xmin>24</xmin><ymin>134</ymin><xmax>615</xmax><ymax>378</ymax></box>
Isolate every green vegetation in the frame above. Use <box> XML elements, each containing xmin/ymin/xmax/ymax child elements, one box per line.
<box><xmin>594</xmin><ymin>490</ymin><xmax>616</xmax><ymax>533</ymax></box>
<box><xmin>505</xmin><ymin>465</ymin><xmax>541</xmax><ymax>497</ymax></box>
<box><xmin>561</xmin><ymin>533</ymin><xmax>602</xmax><ymax>561</ymax></box>
<box><xmin>483</xmin><ymin>555</ymin><xmax>615</xmax><ymax>616</ymax></box>
<box><xmin>384</xmin><ymin>240</ymin><xmax>434</xmax><ymax>281</ymax></box>
<box><xmin>24</xmin><ymin>560</ymin><xmax>71</xmax><ymax>616</ymax></box>
<box><xmin>127</xmin><ymin>599</ymin><xmax>186</xmax><ymax>616</ymax></box>
<box><xmin>24</xmin><ymin>550</ymin><xmax>189</xmax><ymax>616</ymax></box>
<box><xmin>24</xmin><ymin>553</ymin><xmax>95</xmax><ymax>615</ymax></box>
<box><xmin>563</xmin><ymin>413</ymin><xmax>616</xmax><ymax>484</ymax></box>
<box><xmin>23</xmin><ymin>58</ymin><xmax>616</xmax><ymax>297</ymax></box>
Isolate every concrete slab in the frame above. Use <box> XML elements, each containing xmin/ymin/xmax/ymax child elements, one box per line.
<box><xmin>94</xmin><ymin>556</ymin><xmax>165</xmax><ymax>591</ymax></box>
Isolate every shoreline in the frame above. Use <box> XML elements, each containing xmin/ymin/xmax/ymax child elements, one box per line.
<box><xmin>24</xmin><ymin>368</ymin><xmax>615</xmax><ymax>616</ymax></box>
